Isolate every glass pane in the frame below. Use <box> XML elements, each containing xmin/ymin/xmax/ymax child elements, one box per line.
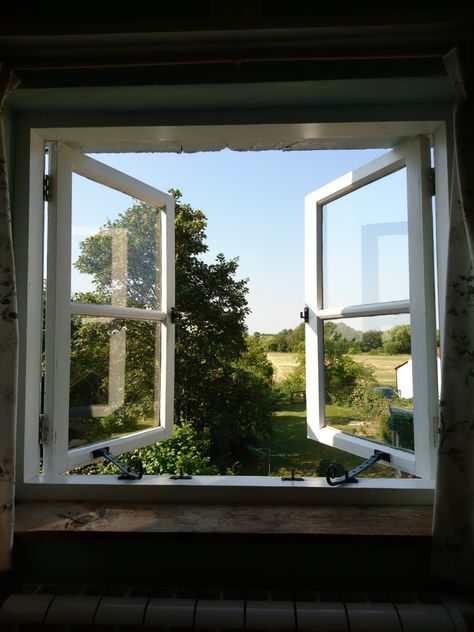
<box><xmin>68</xmin><ymin>315</ymin><xmax>161</xmax><ymax>449</ymax></box>
<box><xmin>322</xmin><ymin>168</ymin><xmax>408</xmax><ymax>307</ymax></box>
<box><xmin>71</xmin><ymin>174</ymin><xmax>162</xmax><ymax>310</ymax></box>
<box><xmin>323</xmin><ymin>314</ymin><xmax>414</xmax><ymax>452</ymax></box>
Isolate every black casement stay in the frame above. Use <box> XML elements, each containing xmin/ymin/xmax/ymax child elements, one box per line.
<box><xmin>326</xmin><ymin>450</ymin><xmax>391</xmax><ymax>486</ymax></box>
<box><xmin>92</xmin><ymin>447</ymin><xmax>143</xmax><ymax>480</ymax></box>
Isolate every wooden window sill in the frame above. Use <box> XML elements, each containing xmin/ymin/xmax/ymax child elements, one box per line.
<box><xmin>14</xmin><ymin>502</ymin><xmax>432</xmax><ymax>537</ymax></box>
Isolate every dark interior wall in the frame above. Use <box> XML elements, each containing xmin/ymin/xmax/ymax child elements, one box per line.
<box><xmin>14</xmin><ymin>533</ymin><xmax>434</xmax><ymax>591</ymax></box>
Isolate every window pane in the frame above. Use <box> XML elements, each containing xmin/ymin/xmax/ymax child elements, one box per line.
<box><xmin>322</xmin><ymin>168</ymin><xmax>408</xmax><ymax>307</ymax></box>
<box><xmin>71</xmin><ymin>174</ymin><xmax>162</xmax><ymax>310</ymax></box>
<box><xmin>68</xmin><ymin>315</ymin><xmax>161</xmax><ymax>449</ymax></box>
<box><xmin>323</xmin><ymin>314</ymin><xmax>414</xmax><ymax>452</ymax></box>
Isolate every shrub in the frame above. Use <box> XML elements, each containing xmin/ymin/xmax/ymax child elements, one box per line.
<box><xmin>382</xmin><ymin>408</ymin><xmax>414</xmax><ymax>450</ymax></box>
<box><xmin>350</xmin><ymin>387</ymin><xmax>389</xmax><ymax>420</ymax></box>
<box><xmin>76</xmin><ymin>422</ymin><xmax>220</xmax><ymax>476</ymax></box>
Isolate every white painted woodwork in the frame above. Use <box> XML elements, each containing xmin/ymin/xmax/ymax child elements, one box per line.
<box><xmin>305</xmin><ymin>137</ymin><xmax>438</xmax><ymax>477</ymax></box>
<box><xmin>43</xmin><ymin>143</ymin><xmax>73</xmax><ymax>475</ymax></box>
<box><xmin>70</xmin><ymin>302</ymin><xmax>167</xmax><ymax>321</ymax></box>
<box><xmin>405</xmin><ymin>136</ymin><xmax>439</xmax><ymax>477</ymax></box>
<box><xmin>40</xmin><ymin>144</ymin><xmax>176</xmax><ymax>472</ymax></box>
<box><xmin>17</xmin><ymin>117</ymin><xmax>449</xmax><ymax>500</ymax></box>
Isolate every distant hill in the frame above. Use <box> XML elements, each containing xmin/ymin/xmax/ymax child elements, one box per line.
<box><xmin>263</xmin><ymin>322</ymin><xmax>362</xmax><ymax>346</ymax></box>
<box><xmin>334</xmin><ymin>322</ymin><xmax>362</xmax><ymax>342</ymax></box>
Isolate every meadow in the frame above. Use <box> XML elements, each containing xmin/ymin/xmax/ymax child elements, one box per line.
<box><xmin>267</xmin><ymin>350</ymin><xmax>410</xmax><ymax>388</ymax></box>
<box><xmin>256</xmin><ymin>350</ymin><xmax>412</xmax><ymax>477</ymax></box>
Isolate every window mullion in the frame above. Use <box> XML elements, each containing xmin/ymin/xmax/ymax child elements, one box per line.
<box><xmin>305</xmin><ymin>192</ymin><xmax>325</xmax><ymax>441</ymax></box>
<box><xmin>43</xmin><ymin>143</ymin><xmax>73</xmax><ymax>476</ymax></box>
<box><xmin>316</xmin><ymin>300</ymin><xmax>410</xmax><ymax>320</ymax></box>
<box><xmin>70</xmin><ymin>302</ymin><xmax>167</xmax><ymax>321</ymax></box>
<box><xmin>406</xmin><ymin>136</ymin><xmax>439</xmax><ymax>479</ymax></box>
<box><xmin>160</xmin><ymin>198</ymin><xmax>175</xmax><ymax>438</ymax></box>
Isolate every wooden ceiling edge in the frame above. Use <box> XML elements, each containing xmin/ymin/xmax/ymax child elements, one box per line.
<box><xmin>10</xmin><ymin>50</ymin><xmax>450</xmax><ymax>73</ymax></box>
<box><xmin>0</xmin><ymin>8</ymin><xmax>473</xmax><ymax>37</ymax></box>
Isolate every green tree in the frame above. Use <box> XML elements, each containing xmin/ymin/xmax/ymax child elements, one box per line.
<box><xmin>266</xmin><ymin>328</ymin><xmax>292</xmax><ymax>352</ymax></box>
<box><xmin>279</xmin><ymin>321</ymin><xmax>372</xmax><ymax>405</ymax></box>
<box><xmin>360</xmin><ymin>329</ymin><xmax>383</xmax><ymax>352</ymax></box>
<box><xmin>72</xmin><ymin>191</ymin><xmax>277</xmax><ymax>472</ymax></box>
<box><xmin>383</xmin><ymin>324</ymin><xmax>411</xmax><ymax>354</ymax></box>
<box><xmin>266</xmin><ymin>322</ymin><xmax>305</xmax><ymax>353</ymax></box>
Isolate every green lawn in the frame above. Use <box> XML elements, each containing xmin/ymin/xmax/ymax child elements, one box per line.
<box><xmin>240</xmin><ymin>401</ymin><xmax>395</xmax><ymax>478</ymax></box>
<box><xmin>325</xmin><ymin>403</ymin><xmax>388</xmax><ymax>442</ymax></box>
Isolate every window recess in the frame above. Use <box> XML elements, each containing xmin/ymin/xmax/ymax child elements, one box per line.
<box><xmin>42</xmin><ymin>143</ymin><xmax>175</xmax><ymax>475</ymax></box>
<box><xmin>304</xmin><ymin>136</ymin><xmax>439</xmax><ymax>479</ymax></box>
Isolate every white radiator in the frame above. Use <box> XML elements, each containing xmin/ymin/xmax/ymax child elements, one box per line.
<box><xmin>0</xmin><ymin>588</ymin><xmax>472</xmax><ymax>630</ymax></box>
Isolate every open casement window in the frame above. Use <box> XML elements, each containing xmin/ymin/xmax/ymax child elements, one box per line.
<box><xmin>43</xmin><ymin>143</ymin><xmax>175</xmax><ymax>474</ymax></box>
<box><xmin>304</xmin><ymin>136</ymin><xmax>439</xmax><ymax>478</ymax></box>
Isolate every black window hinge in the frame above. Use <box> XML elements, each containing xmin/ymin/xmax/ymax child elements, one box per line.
<box><xmin>429</xmin><ymin>168</ymin><xmax>436</xmax><ymax>197</ymax></box>
<box><xmin>43</xmin><ymin>174</ymin><xmax>52</xmax><ymax>202</ymax></box>
<box><xmin>325</xmin><ymin>450</ymin><xmax>391</xmax><ymax>486</ymax></box>
<box><xmin>92</xmin><ymin>447</ymin><xmax>143</xmax><ymax>480</ymax></box>
<box><xmin>39</xmin><ymin>414</ymin><xmax>49</xmax><ymax>445</ymax></box>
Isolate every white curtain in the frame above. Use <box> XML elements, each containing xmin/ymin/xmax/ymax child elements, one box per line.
<box><xmin>0</xmin><ymin>64</ymin><xmax>19</xmax><ymax>572</ymax></box>
<box><xmin>432</xmin><ymin>46</ymin><xmax>474</xmax><ymax>587</ymax></box>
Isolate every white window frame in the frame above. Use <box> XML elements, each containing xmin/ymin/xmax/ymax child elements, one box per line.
<box><xmin>304</xmin><ymin>136</ymin><xmax>439</xmax><ymax>479</ymax></box>
<box><xmin>15</xmin><ymin>117</ymin><xmax>450</xmax><ymax>503</ymax></box>
<box><xmin>42</xmin><ymin>142</ymin><xmax>176</xmax><ymax>475</ymax></box>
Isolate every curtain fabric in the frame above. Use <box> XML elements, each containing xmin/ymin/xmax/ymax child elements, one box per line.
<box><xmin>0</xmin><ymin>64</ymin><xmax>19</xmax><ymax>572</ymax></box>
<box><xmin>432</xmin><ymin>47</ymin><xmax>474</xmax><ymax>587</ymax></box>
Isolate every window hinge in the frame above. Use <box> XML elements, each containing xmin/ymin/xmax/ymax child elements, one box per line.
<box><xmin>39</xmin><ymin>414</ymin><xmax>49</xmax><ymax>445</ymax></box>
<box><xmin>43</xmin><ymin>174</ymin><xmax>52</xmax><ymax>202</ymax></box>
<box><xmin>428</xmin><ymin>167</ymin><xmax>436</xmax><ymax>196</ymax></box>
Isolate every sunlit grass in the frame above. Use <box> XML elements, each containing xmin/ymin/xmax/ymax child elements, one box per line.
<box><xmin>267</xmin><ymin>352</ymin><xmax>298</xmax><ymax>382</ymax></box>
<box><xmin>240</xmin><ymin>401</ymin><xmax>393</xmax><ymax>478</ymax></box>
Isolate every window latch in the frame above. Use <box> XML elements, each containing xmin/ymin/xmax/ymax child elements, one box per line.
<box><xmin>92</xmin><ymin>447</ymin><xmax>143</xmax><ymax>480</ymax></box>
<box><xmin>170</xmin><ymin>307</ymin><xmax>182</xmax><ymax>339</ymax></box>
<box><xmin>300</xmin><ymin>306</ymin><xmax>309</xmax><ymax>323</ymax></box>
<box><xmin>325</xmin><ymin>450</ymin><xmax>391</xmax><ymax>486</ymax></box>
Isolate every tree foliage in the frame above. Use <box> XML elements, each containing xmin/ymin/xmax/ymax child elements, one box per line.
<box><xmin>79</xmin><ymin>422</ymin><xmax>219</xmax><ymax>476</ymax></box>
<box><xmin>323</xmin><ymin>323</ymin><xmax>373</xmax><ymax>405</ymax></box>
<box><xmin>266</xmin><ymin>323</ymin><xmax>305</xmax><ymax>352</ymax></box>
<box><xmin>278</xmin><ymin>321</ymin><xmax>373</xmax><ymax>405</ymax></box>
<box><xmin>383</xmin><ymin>324</ymin><xmax>411</xmax><ymax>354</ymax></box>
<box><xmin>71</xmin><ymin>191</ymin><xmax>277</xmax><ymax>472</ymax></box>
<box><xmin>360</xmin><ymin>329</ymin><xmax>383</xmax><ymax>352</ymax></box>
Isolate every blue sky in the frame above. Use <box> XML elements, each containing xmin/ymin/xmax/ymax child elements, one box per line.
<box><xmin>71</xmin><ymin>147</ymin><xmax>411</xmax><ymax>333</ymax></box>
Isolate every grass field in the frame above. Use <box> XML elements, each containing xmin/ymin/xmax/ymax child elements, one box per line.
<box><xmin>349</xmin><ymin>353</ymin><xmax>410</xmax><ymax>387</ymax></box>
<box><xmin>262</xmin><ymin>351</ymin><xmax>412</xmax><ymax>465</ymax></box>
<box><xmin>267</xmin><ymin>352</ymin><xmax>298</xmax><ymax>382</ymax></box>
<box><xmin>240</xmin><ymin>401</ymin><xmax>396</xmax><ymax>478</ymax></box>
<box><xmin>267</xmin><ymin>351</ymin><xmax>410</xmax><ymax>388</ymax></box>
